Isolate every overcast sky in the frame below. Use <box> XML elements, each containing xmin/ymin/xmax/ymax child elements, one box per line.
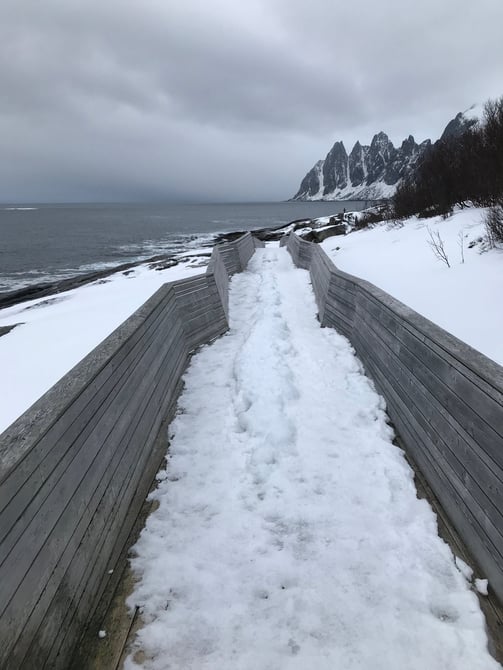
<box><xmin>1</xmin><ymin>0</ymin><xmax>502</xmax><ymax>203</ymax></box>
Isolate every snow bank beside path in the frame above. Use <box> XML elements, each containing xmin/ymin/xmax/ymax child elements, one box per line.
<box><xmin>0</xmin><ymin>257</ymin><xmax>206</xmax><ymax>433</ymax></box>
<box><xmin>126</xmin><ymin>247</ymin><xmax>497</xmax><ymax>670</ymax></box>
<box><xmin>322</xmin><ymin>207</ymin><xmax>503</xmax><ymax>365</ymax></box>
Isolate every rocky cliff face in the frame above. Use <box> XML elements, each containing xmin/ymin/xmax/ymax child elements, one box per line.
<box><xmin>293</xmin><ymin>132</ymin><xmax>428</xmax><ymax>201</ymax></box>
<box><xmin>293</xmin><ymin>106</ymin><xmax>480</xmax><ymax>201</ymax></box>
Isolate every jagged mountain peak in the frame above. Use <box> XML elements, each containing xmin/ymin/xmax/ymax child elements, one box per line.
<box><xmin>328</xmin><ymin>140</ymin><xmax>347</xmax><ymax>155</ymax></box>
<box><xmin>401</xmin><ymin>134</ymin><xmax>416</xmax><ymax>148</ymax></box>
<box><xmin>349</xmin><ymin>140</ymin><xmax>366</xmax><ymax>157</ymax></box>
<box><xmin>292</xmin><ymin>105</ymin><xmax>483</xmax><ymax>201</ymax></box>
<box><xmin>369</xmin><ymin>132</ymin><xmax>394</xmax><ymax>156</ymax></box>
<box><xmin>372</xmin><ymin>131</ymin><xmax>390</xmax><ymax>142</ymax></box>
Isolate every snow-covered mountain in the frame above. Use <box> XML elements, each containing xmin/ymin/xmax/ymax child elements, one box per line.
<box><xmin>293</xmin><ymin>106</ymin><xmax>482</xmax><ymax>201</ymax></box>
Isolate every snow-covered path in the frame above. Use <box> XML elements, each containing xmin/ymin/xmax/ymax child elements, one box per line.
<box><xmin>126</xmin><ymin>247</ymin><xmax>497</xmax><ymax>670</ymax></box>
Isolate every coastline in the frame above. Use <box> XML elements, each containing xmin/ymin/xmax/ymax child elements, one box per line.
<box><xmin>0</xmin><ymin>221</ymin><xmax>297</xmax><ymax>311</ymax></box>
<box><xmin>0</xmin><ymin>254</ymin><xmax>182</xmax><ymax>311</ymax></box>
<box><xmin>1</xmin><ymin>201</ymin><xmax>360</xmax><ymax>310</ymax></box>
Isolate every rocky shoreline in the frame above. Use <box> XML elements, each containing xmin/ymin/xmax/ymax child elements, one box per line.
<box><xmin>0</xmin><ymin>213</ymin><xmax>359</xmax><ymax>312</ymax></box>
<box><xmin>0</xmin><ymin>254</ymin><xmax>180</xmax><ymax>311</ymax></box>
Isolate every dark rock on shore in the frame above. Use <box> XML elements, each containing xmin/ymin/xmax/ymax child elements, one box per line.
<box><xmin>310</xmin><ymin>224</ymin><xmax>346</xmax><ymax>242</ymax></box>
<box><xmin>216</xmin><ymin>214</ymin><xmax>354</xmax><ymax>246</ymax></box>
<box><xmin>213</xmin><ymin>218</ymin><xmax>314</xmax><ymax>245</ymax></box>
<box><xmin>148</xmin><ymin>258</ymin><xmax>180</xmax><ymax>271</ymax></box>
<box><xmin>0</xmin><ymin>323</ymin><xmax>23</xmax><ymax>338</ymax></box>
<box><xmin>0</xmin><ymin>254</ymin><xmax>178</xmax><ymax>311</ymax></box>
<box><xmin>212</xmin><ymin>219</ymin><xmax>307</xmax><ymax>244</ymax></box>
<box><xmin>0</xmin><ymin>215</ymin><xmax>344</xmax><ymax>313</ymax></box>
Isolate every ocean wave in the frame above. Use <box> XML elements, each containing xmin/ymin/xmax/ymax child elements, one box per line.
<box><xmin>0</xmin><ymin>229</ymin><xmax>220</xmax><ymax>295</ymax></box>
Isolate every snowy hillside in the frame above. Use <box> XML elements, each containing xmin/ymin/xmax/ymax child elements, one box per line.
<box><xmin>321</xmin><ymin>206</ymin><xmax>503</xmax><ymax>365</ymax></box>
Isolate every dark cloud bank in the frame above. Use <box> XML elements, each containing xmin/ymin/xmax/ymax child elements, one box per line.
<box><xmin>1</xmin><ymin>0</ymin><xmax>502</xmax><ymax>203</ymax></box>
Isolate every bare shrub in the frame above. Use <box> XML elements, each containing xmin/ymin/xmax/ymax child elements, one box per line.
<box><xmin>427</xmin><ymin>227</ymin><xmax>450</xmax><ymax>268</ymax></box>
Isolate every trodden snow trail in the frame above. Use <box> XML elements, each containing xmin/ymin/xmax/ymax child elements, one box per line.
<box><xmin>125</xmin><ymin>247</ymin><xmax>499</xmax><ymax>670</ymax></box>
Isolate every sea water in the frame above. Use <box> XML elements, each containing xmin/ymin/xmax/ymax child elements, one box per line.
<box><xmin>0</xmin><ymin>201</ymin><xmax>367</xmax><ymax>292</ymax></box>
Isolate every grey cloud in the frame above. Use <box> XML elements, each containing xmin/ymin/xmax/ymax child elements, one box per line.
<box><xmin>0</xmin><ymin>0</ymin><xmax>502</xmax><ymax>202</ymax></box>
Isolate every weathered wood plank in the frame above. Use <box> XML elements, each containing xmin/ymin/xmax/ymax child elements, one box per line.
<box><xmin>33</xmin><ymin>348</ymin><xmax>189</xmax><ymax>669</ymax></box>
<box><xmin>0</xmin><ymin>290</ymin><xmax>180</xmax><ymax>510</ymax></box>
<box><xmin>355</xmin><ymin>322</ymin><xmax>503</xmax><ymax>538</ymax></box>
<box><xmin>359</xmin><ymin>346</ymin><xmax>503</xmax><ymax>596</ymax></box>
<box><xmin>356</xmin><ymin>299</ymin><xmax>503</xmax><ymax>470</ymax></box>
<box><xmin>367</xmin><ymin>359</ymin><xmax>503</xmax><ymax>601</ymax></box>
<box><xmin>0</xmin><ymin>318</ymin><xmax>188</xmax><ymax>658</ymax></box>
<box><xmin>358</xmin><ymin>288</ymin><xmax>503</xmax><ymax>411</ymax></box>
<box><xmin>0</xmin><ymin>298</ymin><xmax>184</xmax><ymax>556</ymax></box>
<box><xmin>0</xmin><ymin>298</ymin><xmax>185</xmax><ymax>551</ymax></box>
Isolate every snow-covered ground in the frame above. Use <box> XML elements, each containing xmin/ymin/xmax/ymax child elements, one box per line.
<box><xmin>125</xmin><ymin>247</ymin><xmax>497</xmax><ymax>670</ymax></box>
<box><xmin>307</xmin><ymin>179</ymin><xmax>397</xmax><ymax>201</ymax></box>
<box><xmin>322</xmin><ymin>207</ymin><xmax>503</xmax><ymax>365</ymax></box>
<box><xmin>0</xmin><ymin>255</ymin><xmax>208</xmax><ymax>433</ymax></box>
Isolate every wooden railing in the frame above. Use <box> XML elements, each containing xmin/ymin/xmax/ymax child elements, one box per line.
<box><xmin>0</xmin><ymin>232</ymin><xmax>263</xmax><ymax>669</ymax></box>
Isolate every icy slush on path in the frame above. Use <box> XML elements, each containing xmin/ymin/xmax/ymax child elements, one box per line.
<box><xmin>126</xmin><ymin>247</ymin><xmax>498</xmax><ymax>670</ymax></box>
